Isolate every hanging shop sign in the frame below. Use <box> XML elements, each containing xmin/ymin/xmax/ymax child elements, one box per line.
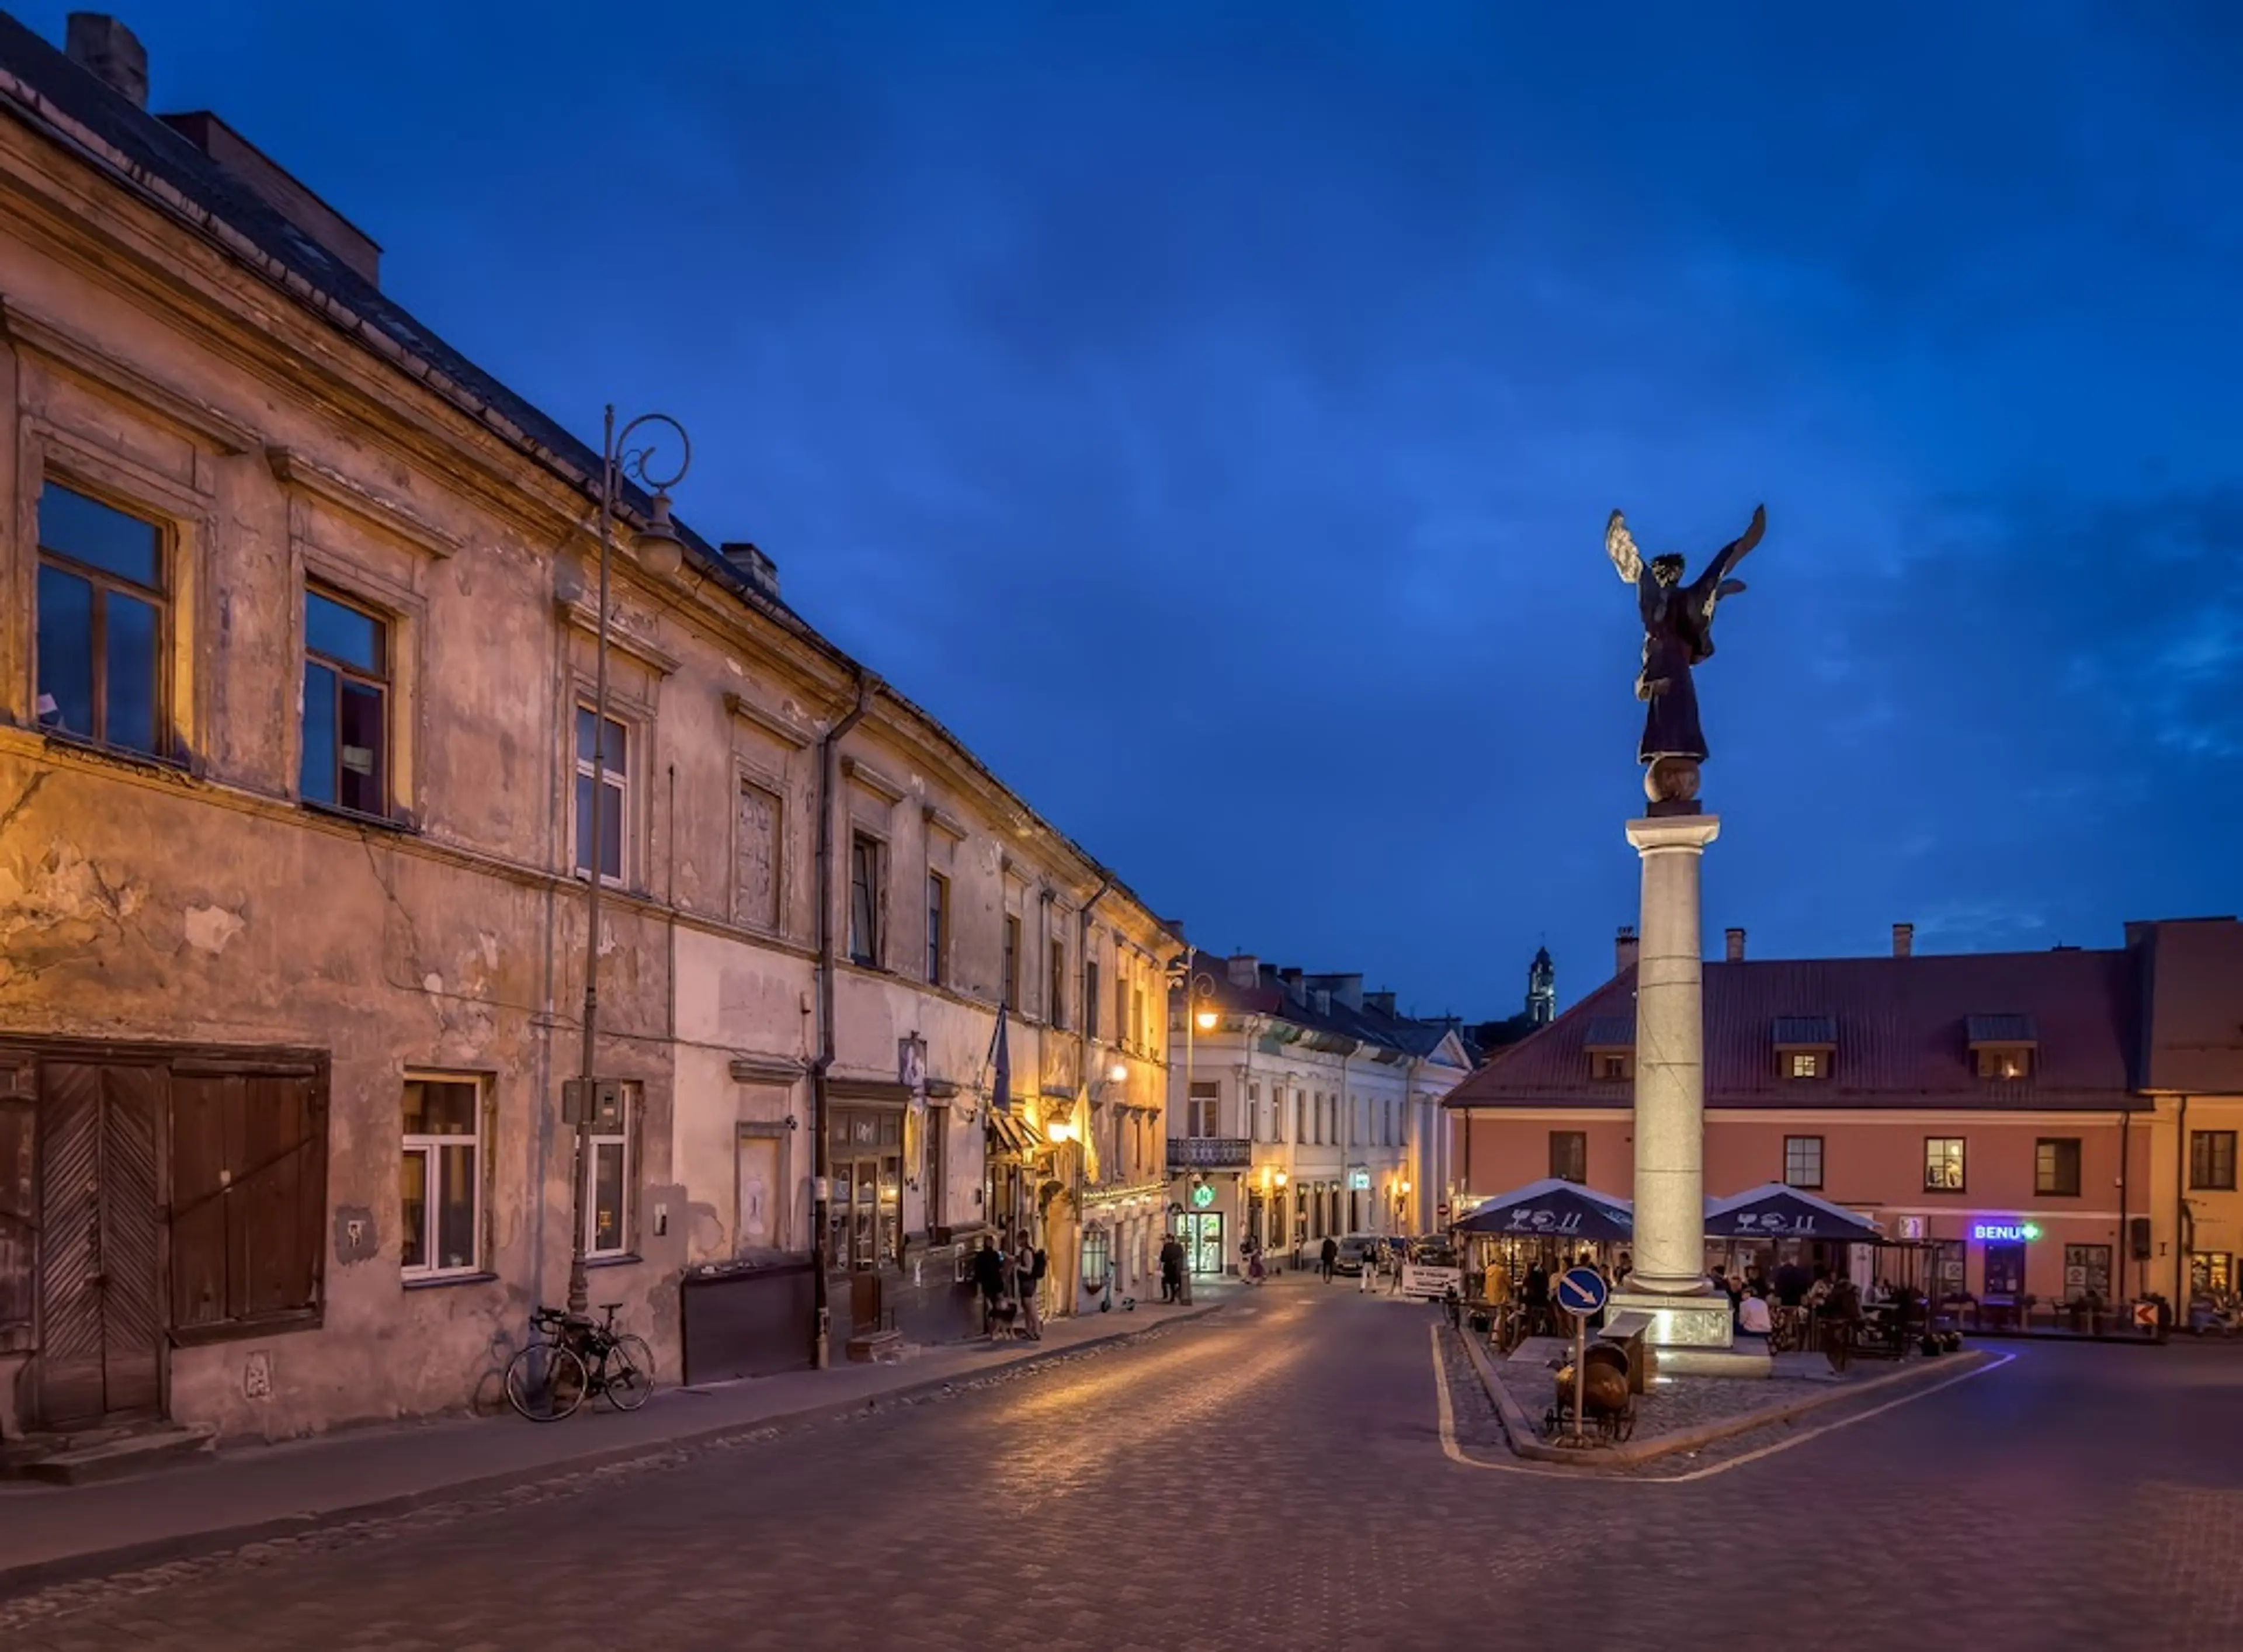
<box><xmin>1190</xmin><ymin>1182</ymin><xmax>1216</xmax><ymax>1209</ymax></box>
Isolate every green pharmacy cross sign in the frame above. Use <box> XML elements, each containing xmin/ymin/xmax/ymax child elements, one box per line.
<box><xmin>1190</xmin><ymin>1182</ymin><xmax>1216</xmax><ymax>1209</ymax></box>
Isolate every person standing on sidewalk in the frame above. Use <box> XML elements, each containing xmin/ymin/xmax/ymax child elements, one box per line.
<box><xmin>973</xmin><ymin>1234</ymin><xmax>1008</xmax><ymax>1335</ymax></box>
<box><xmin>1320</xmin><ymin>1234</ymin><xmax>1339</xmax><ymax>1283</ymax></box>
<box><xmin>1357</xmin><ymin>1244</ymin><xmax>1374</xmax><ymax>1293</ymax></box>
<box><xmin>1016</xmin><ymin>1234</ymin><xmax>1046</xmax><ymax>1340</ymax></box>
<box><xmin>1159</xmin><ymin>1232</ymin><xmax>1185</xmax><ymax>1303</ymax></box>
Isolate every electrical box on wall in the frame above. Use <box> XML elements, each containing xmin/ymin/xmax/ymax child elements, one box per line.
<box><xmin>561</xmin><ymin>1078</ymin><xmax>626</xmax><ymax>1128</ymax></box>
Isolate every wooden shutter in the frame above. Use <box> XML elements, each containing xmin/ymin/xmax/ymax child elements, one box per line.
<box><xmin>169</xmin><ymin>1071</ymin><xmax>324</xmax><ymax>1332</ymax></box>
<box><xmin>0</xmin><ymin>1081</ymin><xmax>33</xmax><ymax>1352</ymax></box>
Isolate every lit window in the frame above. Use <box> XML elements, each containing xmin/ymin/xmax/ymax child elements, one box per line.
<box><xmin>2035</xmin><ymin>1137</ymin><xmax>2082</xmax><ymax>1197</ymax></box>
<box><xmin>1975</xmin><ymin>1046</ymin><xmax>2032</xmax><ymax>1081</ymax></box>
<box><xmin>574</xmin><ymin>706</ymin><xmax>629</xmax><ymax>883</ymax></box>
<box><xmin>1923</xmin><ymin>1137</ymin><xmax>1966</xmax><ymax>1192</ymax></box>
<box><xmin>301</xmin><ymin>588</ymin><xmax>389</xmax><ymax>815</ymax></box>
<box><xmin>36</xmin><ymin>481</ymin><xmax>165</xmax><ymax>755</ymax></box>
<box><xmin>402</xmin><ymin>1077</ymin><xmax>484</xmax><ymax>1277</ymax></box>
<box><xmin>1786</xmin><ymin>1051</ymin><xmax>1826</xmax><ymax>1080</ymax></box>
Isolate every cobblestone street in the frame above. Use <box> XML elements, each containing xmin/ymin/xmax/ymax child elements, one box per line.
<box><xmin>9</xmin><ymin>1285</ymin><xmax>2243</xmax><ymax>1651</ymax></box>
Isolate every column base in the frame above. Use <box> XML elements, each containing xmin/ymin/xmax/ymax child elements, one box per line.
<box><xmin>1608</xmin><ymin>1289</ymin><xmax>1735</xmax><ymax>1353</ymax></box>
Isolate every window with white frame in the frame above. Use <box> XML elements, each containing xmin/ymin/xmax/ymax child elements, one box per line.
<box><xmin>1783</xmin><ymin>1134</ymin><xmax>1824</xmax><ymax>1190</ymax></box>
<box><xmin>584</xmin><ymin>1082</ymin><xmax>638</xmax><ymax>1259</ymax></box>
<box><xmin>574</xmin><ymin>704</ymin><xmax>629</xmax><ymax>884</ymax></box>
<box><xmin>401</xmin><ymin>1075</ymin><xmax>484</xmax><ymax>1278</ymax></box>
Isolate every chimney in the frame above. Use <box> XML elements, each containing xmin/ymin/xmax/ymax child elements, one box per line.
<box><xmin>66</xmin><ymin>13</ymin><xmax>147</xmax><ymax>107</ymax></box>
<box><xmin>1307</xmin><ymin>973</ymin><xmax>1364</xmax><ymax>1011</ymax></box>
<box><xmin>1225</xmin><ymin>954</ymin><xmax>1259</xmax><ymax>989</ymax></box>
<box><xmin>1725</xmin><ymin>926</ymin><xmax>1746</xmax><ymax>963</ymax></box>
<box><xmin>719</xmin><ymin>541</ymin><xmax>782</xmax><ymax>600</ymax></box>
<box><xmin>1614</xmin><ymin>926</ymin><xmax>1639</xmax><ymax>976</ymax></box>
<box><xmin>1364</xmin><ymin>990</ymin><xmax>1397</xmax><ymax>1017</ymax></box>
<box><xmin>1277</xmin><ymin>967</ymin><xmax>1304</xmax><ymax>1002</ymax></box>
<box><xmin>1893</xmin><ymin>922</ymin><xmax>1914</xmax><ymax>959</ymax></box>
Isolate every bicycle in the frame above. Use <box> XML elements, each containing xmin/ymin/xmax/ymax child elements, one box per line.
<box><xmin>504</xmin><ymin>1303</ymin><xmax>655</xmax><ymax>1421</ymax></box>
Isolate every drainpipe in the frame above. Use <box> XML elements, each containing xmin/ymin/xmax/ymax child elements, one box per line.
<box><xmin>1402</xmin><ymin>1054</ymin><xmax>1422</xmax><ymax>1234</ymax></box>
<box><xmin>810</xmin><ymin>669</ymin><xmax>875</xmax><ymax>1370</ymax></box>
<box><xmin>2175</xmin><ymin>1095</ymin><xmax>2191</xmax><ymax>1310</ymax></box>
<box><xmin>1073</xmin><ymin>876</ymin><xmax>1111</xmax><ymax>1316</ymax></box>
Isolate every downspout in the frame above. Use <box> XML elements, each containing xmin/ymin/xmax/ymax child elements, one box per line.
<box><xmin>1071</xmin><ymin>875</ymin><xmax>1111</xmax><ymax>1317</ymax></box>
<box><xmin>810</xmin><ymin>669</ymin><xmax>875</xmax><ymax>1370</ymax></box>
<box><xmin>2117</xmin><ymin>1100</ymin><xmax>2131</xmax><ymax>1304</ymax></box>
<box><xmin>1403</xmin><ymin>1054</ymin><xmax>1421</xmax><ymax>1234</ymax></box>
<box><xmin>2176</xmin><ymin>1095</ymin><xmax>2191</xmax><ymax>1310</ymax></box>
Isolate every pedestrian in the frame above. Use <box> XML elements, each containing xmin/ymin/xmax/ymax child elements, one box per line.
<box><xmin>1320</xmin><ymin>1234</ymin><xmax>1339</xmax><ymax>1283</ymax></box>
<box><xmin>1357</xmin><ymin>1244</ymin><xmax>1374</xmax><ymax>1293</ymax></box>
<box><xmin>1159</xmin><ymin>1233</ymin><xmax>1185</xmax><ymax>1303</ymax></box>
<box><xmin>972</xmin><ymin>1233</ymin><xmax>1008</xmax><ymax>1337</ymax></box>
<box><xmin>1823</xmin><ymin>1276</ymin><xmax>1863</xmax><ymax>1372</ymax></box>
<box><xmin>1016</xmin><ymin>1234</ymin><xmax>1046</xmax><ymax>1340</ymax></box>
<box><xmin>1524</xmin><ymin>1259</ymin><xmax>1551</xmax><ymax>1336</ymax></box>
<box><xmin>1390</xmin><ymin>1240</ymin><xmax>1406</xmax><ymax>1294</ymax></box>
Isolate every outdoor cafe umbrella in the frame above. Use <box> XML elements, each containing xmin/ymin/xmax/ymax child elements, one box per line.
<box><xmin>1449</xmin><ymin>1177</ymin><xmax>1634</xmax><ymax>1244</ymax></box>
<box><xmin>1702</xmin><ymin>1183</ymin><xmax>1881</xmax><ymax>1244</ymax></box>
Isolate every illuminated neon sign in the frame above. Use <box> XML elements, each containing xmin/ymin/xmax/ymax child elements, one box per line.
<box><xmin>1971</xmin><ymin>1221</ymin><xmax>2042</xmax><ymax>1243</ymax></box>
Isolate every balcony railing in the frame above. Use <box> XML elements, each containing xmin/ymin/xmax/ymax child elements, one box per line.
<box><xmin>1168</xmin><ymin>1136</ymin><xmax>1251</xmax><ymax>1170</ymax></box>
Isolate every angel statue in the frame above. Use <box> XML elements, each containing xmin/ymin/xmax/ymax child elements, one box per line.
<box><xmin>1606</xmin><ymin>504</ymin><xmax>1766</xmax><ymax>804</ymax></box>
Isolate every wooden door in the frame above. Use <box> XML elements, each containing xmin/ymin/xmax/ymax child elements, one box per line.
<box><xmin>36</xmin><ymin>1063</ymin><xmax>164</xmax><ymax>1429</ymax></box>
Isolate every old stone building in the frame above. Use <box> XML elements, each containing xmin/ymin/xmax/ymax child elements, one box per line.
<box><xmin>0</xmin><ymin>13</ymin><xmax>1171</xmax><ymax>1452</ymax></box>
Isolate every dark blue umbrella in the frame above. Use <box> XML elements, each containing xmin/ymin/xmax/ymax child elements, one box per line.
<box><xmin>1704</xmin><ymin>1184</ymin><xmax>1880</xmax><ymax>1243</ymax></box>
<box><xmin>1450</xmin><ymin>1178</ymin><xmax>1634</xmax><ymax>1243</ymax></box>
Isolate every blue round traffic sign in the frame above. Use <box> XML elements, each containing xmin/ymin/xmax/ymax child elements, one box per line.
<box><xmin>1557</xmin><ymin>1266</ymin><xmax>1609</xmax><ymax>1317</ymax></box>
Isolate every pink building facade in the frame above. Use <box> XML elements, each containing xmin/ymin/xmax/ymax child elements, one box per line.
<box><xmin>1446</xmin><ymin>919</ymin><xmax>2243</xmax><ymax>1314</ymax></box>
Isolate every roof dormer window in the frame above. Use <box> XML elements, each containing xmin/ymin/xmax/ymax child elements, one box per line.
<box><xmin>1773</xmin><ymin>1016</ymin><xmax>1836</xmax><ymax>1082</ymax></box>
<box><xmin>1967</xmin><ymin>1016</ymin><xmax>2037</xmax><ymax>1082</ymax></box>
<box><xmin>1584</xmin><ymin>1015</ymin><xmax>1634</xmax><ymax>1082</ymax></box>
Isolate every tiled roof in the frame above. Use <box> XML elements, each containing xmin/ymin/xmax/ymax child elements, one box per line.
<box><xmin>1772</xmin><ymin>1016</ymin><xmax>1837</xmax><ymax>1047</ymax></box>
<box><xmin>1183</xmin><ymin>962</ymin><xmax>1470</xmax><ymax>1068</ymax></box>
<box><xmin>1445</xmin><ymin>947</ymin><xmax>2142</xmax><ymax>1112</ymax></box>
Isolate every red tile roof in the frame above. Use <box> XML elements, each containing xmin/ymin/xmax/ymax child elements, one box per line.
<box><xmin>1446</xmin><ymin>946</ymin><xmax>2142</xmax><ymax>1112</ymax></box>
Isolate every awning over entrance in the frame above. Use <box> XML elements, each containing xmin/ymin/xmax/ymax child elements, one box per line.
<box><xmin>986</xmin><ymin>1112</ymin><xmax>1042</xmax><ymax>1156</ymax></box>
<box><xmin>1703</xmin><ymin>1184</ymin><xmax>1881</xmax><ymax>1243</ymax></box>
<box><xmin>1449</xmin><ymin>1177</ymin><xmax>1633</xmax><ymax>1243</ymax></box>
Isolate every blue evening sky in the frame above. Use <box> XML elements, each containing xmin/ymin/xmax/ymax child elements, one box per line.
<box><xmin>38</xmin><ymin>2</ymin><xmax>2242</xmax><ymax>1015</ymax></box>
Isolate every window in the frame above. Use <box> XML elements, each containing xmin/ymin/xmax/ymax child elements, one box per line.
<box><xmin>1593</xmin><ymin>1053</ymin><xmax>1631</xmax><ymax>1081</ymax></box>
<box><xmin>828</xmin><ymin>1107</ymin><xmax>903</xmax><ymax>1270</ymax></box>
<box><xmin>1002</xmin><ymin>915</ymin><xmax>1021</xmax><ymax>1007</ymax></box>
<box><xmin>1085</xmin><ymin>958</ymin><xmax>1100</xmax><ymax>1040</ymax></box>
<box><xmin>1049</xmin><ymin>939</ymin><xmax>1067</xmax><ymax>1030</ymax></box>
<box><xmin>1923</xmin><ymin>1137</ymin><xmax>1966</xmax><ymax>1192</ymax></box>
<box><xmin>36</xmin><ymin>481</ymin><xmax>165</xmax><ymax>755</ymax></box>
<box><xmin>402</xmin><ymin>1077</ymin><xmax>483</xmax><ymax>1277</ymax></box>
<box><xmin>585</xmin><ymin>1085</ymin><xmax>636</xmax><ymax>1259</ymax></box>
<box><xmin>2191</xmin><ymin>1130</ymin><xmax>2238</xmax><ymax>1192</ymax></box>
<box><xmin>1132</xmin><ymin>984</ymin><xmax>1146</xmax><ymax>1050</ymax></box>
<box><xmin>1975</xmin><ymin>1046</ymin><xmax>2033</xmax><ymax>1081</ymax></box>
<box><xmin>2035</xmin><ymin>1137</ymin><xmax>2082</xmax><ymax>1197</ymax></box>
<box><xmin>2064</xmin><ymin>1243</ymin><xmax>2112</xmax><ymax>1304</ymax></box>
<box><xmin>169</xmin><ymin>1070</ymin><xmax>323</xmax><ymax>1332</ymax></box>
<box><xmin>734</xmin><ymin>779</ymin><xmax>782</xmax><ymax>930</ymax></box>
<box><xmin>1188</xmin><ymin>1081</ymin><xmax>1218</xmax><ymax>1138</ymax></box>
<box><xmin>2192</xmin><ymin>1252</ymin><xmax>2234</xmax><ymax>1294</ymax></box>
<box><xmin>925</xmin><ymin>873</ymin><xmax>949</xmax><ymax>987</ymax></box>
<box><xmin>1116</xmin><ymin>969</ymin><xmax>1130</xmax><ymax>1048</ymax></box>
<box><xmin>1294</xmin><ymin>1091</ymin><xmax>1306</xmax><ymax>1144</ymax></box>
<box><xmin>1783</xmin><ymin>1135</ymin><xmax>1824</xmax><ymax>1190</ymax></box>
<box><xmin>1786</xmin><ymin>1051</ymin><xmax>1827</xmax><ymax>1081</ymax></box>
<box><xmin>1248</xmin><ymin>1082</ymin><xmax>1263</xmax><ymax>1141</ymax></box>
<box><xmin>574</xmin><ymin>706</ymin><xmax>629</xmax><ymax>884</ymax></box>
<box><xmin>1550</xmin><ymin>1130</ymin><xmax>1587</xmax><ymax>1184</ymax></box>
<box><xmin>300</xmin><ymin>588</ymin><xmax>388</xmax><ymax>815</ymax></box>
<box><xmin>848</xmin><ymin>833</ymin><xmax>883</xmax><ymax>966</ymax></box>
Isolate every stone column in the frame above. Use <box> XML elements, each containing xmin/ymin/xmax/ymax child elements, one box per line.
<box><xmin>1624</xmin><ymin>812</ymin><xmax>1720</xmax><ymax>1296</ymax></box>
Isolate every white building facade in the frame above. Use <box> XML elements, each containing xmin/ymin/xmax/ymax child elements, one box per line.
<box><xmin>1167</xmin><ymin>956</ymin><xmax>1471</xmax><ymax>1272</ymax></box>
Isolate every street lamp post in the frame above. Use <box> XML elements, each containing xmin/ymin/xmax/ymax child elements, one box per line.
<box><xmin>567</xmin><ymin>405</ymin><xmax>690</xmax><ymax>1320</ymax></box>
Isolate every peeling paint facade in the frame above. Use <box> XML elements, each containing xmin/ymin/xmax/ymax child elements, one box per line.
<box><xmin>0</xmin><ymin>15</ymin><xmax>1172</xmax><ymax>1445</ymax></box>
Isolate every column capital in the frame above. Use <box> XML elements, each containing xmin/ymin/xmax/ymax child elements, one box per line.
<box><xmin>1626</xmin><ymin>814</ymin><xmax>1721</xmax><ymax>854</ymax></box>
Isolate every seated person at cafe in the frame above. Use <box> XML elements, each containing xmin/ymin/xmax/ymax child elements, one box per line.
<box><xmin>1738</xmin><ymin>1291</ymin><xmax>1773</xmax><ymax>1341</ymax></box>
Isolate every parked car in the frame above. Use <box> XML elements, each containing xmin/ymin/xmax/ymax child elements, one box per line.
<box><xmin>1332</xmin><ymin>1234</ymin><xmax>1381</xmax><ymax>1275</ymax></box>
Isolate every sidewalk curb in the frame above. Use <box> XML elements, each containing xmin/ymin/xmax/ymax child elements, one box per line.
<box><xmin>1459</xmin><ymin>1328</ymin><xmax>1996</xmax><ymax>1469</ymax></box>
<box><xmin>0</xmin><ymin>1299</ymin><xmax>1228</xmax><ymax>1598</ymax></box>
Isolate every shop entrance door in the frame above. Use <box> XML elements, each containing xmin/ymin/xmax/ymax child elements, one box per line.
<box><xmin>1184</xmin><ymin>1212</ymin><xmax>1224</xmax><ymax>1275</ymax></box>
<box><xmin>1984</xmin><ymin>1241</ymin><xmax>2026</xmax><ymax>1300</ymax></box>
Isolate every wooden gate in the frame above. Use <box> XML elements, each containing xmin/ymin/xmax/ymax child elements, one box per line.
<box><xmin>35</xmin><ymin>1063</ymin><xmax>164</xmax><ymax>1429</ymax></box>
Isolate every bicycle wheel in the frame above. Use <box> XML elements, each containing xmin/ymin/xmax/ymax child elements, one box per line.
<box><xmin>505</xmin><ymin>1339</ymin><xmax>588</xmax><ymax>1421</ymax></box>
<box><xmin>601</xmin><ymin>1333</ymin><xmax>655</xmax><ymax>1411</ymax></box>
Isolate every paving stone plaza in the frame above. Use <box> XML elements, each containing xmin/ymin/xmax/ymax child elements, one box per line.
<box><xmin>5</xmin><ymin>1283</ymin><xmax>2239</xmax><ymax>1651</ymax></box>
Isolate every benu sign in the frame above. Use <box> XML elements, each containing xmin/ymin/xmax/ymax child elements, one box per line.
<box><xmin>1971</xmin><ymin>1220</ymin><xmax>2042</xmax><ymax>1243</ymax></box>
